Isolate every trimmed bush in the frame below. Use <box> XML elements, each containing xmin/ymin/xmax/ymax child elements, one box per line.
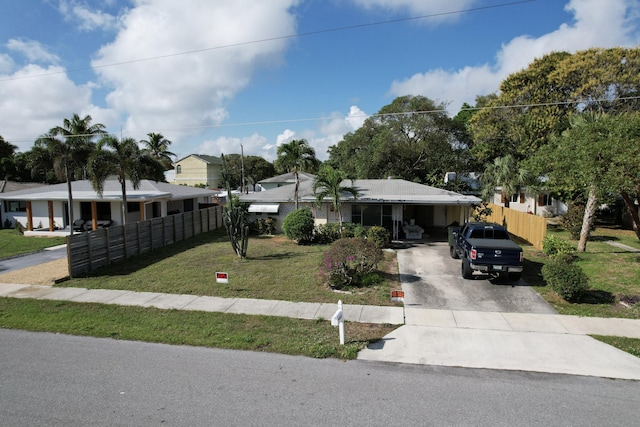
<box><xmin>314</xmin><ymin>223</ymin><xmax>342</xmax><ymax>244</ymax></box>
<box><xmin>561</xmin><ymin>203</ymin><xmax>595</xmax><ymax>240</ymax></box>
<box><xmin>320</xmin><ymin>237</ymin><xmax>384</xmax><ymax>289</ymax></box>
<box><xmin>340</xmin><ymin>223</ymin><xmax>366</xmax><ymax>239</ymax></box>
<box><xmin>282</xmin><ymin>208</ymin><xmax>315</xmax><ymax>244</ymax></box>
<box><xmin>542</xmin><ymin>234</ymin><xmax>576</xmax><ymax>258</ymax></box>
<box><xmin>250</xmin><ymin>217</ymin><xmax>277</xmax><ymax>235</ymax></box>
<box><xmin>367</xmin><ymin>226</ymin><xmax>390</xmax><ymax>248</ymax></box>
<box><xmin>541</xmin><ymin>256</ymin><xmax>589</xmax><ymax>302</ymax></box>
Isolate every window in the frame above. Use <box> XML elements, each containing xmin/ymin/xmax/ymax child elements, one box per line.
<box><xmin>538</xmin><ymin>194</ymin><xmax>553</xmax><ymax>206</ymax></box>
<box><xmin>176</xmin><ymin>165</ymin><xmax>182</xmax><ymax>174</ymax></box>
<box><xmin>6</xmin><ymin>201</ymin><xmax>27</xmax><ymax>212</ymax></box>
<box><xmin>511</xmin><ymin>193</ymin><xmax>519</xmax><ymax>203</ymax></box>
<box><xmin>127</xmin><ymin>202</ymin><xmax>140</xmax><ymax>213</ymax></box>
<box><xmin>351</xmin><ymin>204</ymin><xmax>392</xmax><ymax>227</ymax></box>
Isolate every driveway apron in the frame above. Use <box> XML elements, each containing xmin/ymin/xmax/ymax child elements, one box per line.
<box><xmin>397</xmin><ymin>240</ymin><xmax>556</xmax><ymax>314</ymax></box>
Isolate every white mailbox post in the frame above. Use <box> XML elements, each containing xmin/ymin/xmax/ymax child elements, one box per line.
<box><xmin>331</xmin><ymin>300</ymin><xmax>345</xmax><ymax>345</ymax></box>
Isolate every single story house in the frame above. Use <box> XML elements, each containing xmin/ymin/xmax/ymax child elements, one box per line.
<box><xmin>240</xmin><ymin>178</ymin><xmax>481</xmax><ymax>240</ymax></box>
<box><xmin>490</xmin><ymin>187</ymin><xmax>567</xmax><ymax>217</ymax></box>
<box><xmin>257</xmin><ymin>172</ymin><xmax>316</xmax><ymax>191</ymax></box>
<box><xmin>0</xmin><ymin>179</ymin><xmax>218</xmax><ymax>233</ymax></box>
<box><xmin>172</xmin><ymin>154</ymin><xmax>223</xmax><ymax>188</ymax></box>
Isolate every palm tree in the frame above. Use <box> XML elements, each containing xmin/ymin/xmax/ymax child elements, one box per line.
<box><xmin>141</xmin><ymin>132</ymin><xmax>176</xmax><ymax>171</ymax></box>
<box><xmin>480</xmin><ymin>154</ymin><xmax>535</xmax><ymax>208</ymax></box>
<box><xmin>87</xmin><ymin>135</ymin><xmax>163</xmax><ymax>225</ymax></box>
<box><xmin>312</xmin><ymin>165</ymin><xmax>359</xmax><ymax>227</ymax></box>
<box><xmin>35</xmin><ymin>114</ymin><xmax>106</xmax><ymax>233</ymax></box>
<box><xmin>275</xmin><ymin>139</ymin><xmax>319</xmax><ymax>209</ymax></box>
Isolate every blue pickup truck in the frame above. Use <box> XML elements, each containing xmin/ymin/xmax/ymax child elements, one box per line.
<box><xmin>449</xmin><ymin>222</ymin><xmax>523</xmax><ymax>281</ymax></box>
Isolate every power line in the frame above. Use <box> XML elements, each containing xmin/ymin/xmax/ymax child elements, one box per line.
<box><xmin>0</xmin><ymin>0</ymin><xmax>536</xmax><ymax>83</ymax></box>
<box><xmin>9</xmin><ymin>94</ymin><xmax>639</xmax><ymax>145</ymax></box>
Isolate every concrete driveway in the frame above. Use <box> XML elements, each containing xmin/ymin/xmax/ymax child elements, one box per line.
<box><xmin>397</xmin><ymin>239</ymin><xmax>556</xmax><ymax>314</ymax></box>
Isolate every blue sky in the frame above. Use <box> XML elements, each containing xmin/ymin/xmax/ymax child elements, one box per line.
<box><xmin>1</xmin><ymin>0</ymin><xmax>640</xmax><ymax>165</ymax></box>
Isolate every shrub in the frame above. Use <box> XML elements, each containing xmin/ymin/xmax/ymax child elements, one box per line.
<box><xmin>541</xmin><ymin>256</ymin><xmax>589</xmax><ymax>302</ymax></box>
<box><xmin>282</xmin><ymin>208</ymin><xmax>315</xmax><ymax>244</ymax></box>
<box><xmin>314</xmin><ymin>223</ymin><xmax>342</xmax><ymax>244</ymax></box>
<box><xmin>250</xmin><ymin>217</ymin><xmax>277</xmax><ymax>235</ymax></box>
<box><xmin>340</xmin><ymin>223</ymin><xmax>366</xmax><ymax>239</ymax></box>
<box><xmin>320</xmin><ymin>237</ymin><xmax>384</xmax><ymax>289</ymax></box>
<box><xmin>561</xmin><ymin>203</ymin><xmax>595</xmax><ymax>240</ymax></box>
<box><xmin>542</xmin><ymin>234</ymin><xmax>576</xmax><ymax>258</ymax></box>
<box><xmin>367</xmin><ymin>226</ymin><xmax>390</xmax><ymax>248</ymax></box>
<box><xmin>14</xmin><ymin>221</ymin><xmax>24</xmax><ymax>234</ymax></box>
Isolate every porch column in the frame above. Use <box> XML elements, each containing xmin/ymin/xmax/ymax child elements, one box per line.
<box><xmin>139</xmin><ymin>201</ymin><xmax>145</xmax><ymax>221</ymax></box>
<box><xmin>48</xmin><ymin>201</ymin><xmax>55</xmax><ymax>231</ymax></box>
<box><xmin>26</xmin><ymin>201</ymin><xmax>33</xmax><ymax>231</ymax></box>
<box><xmin>91</xmin><ymin>201</ymin><xmax>98</xmax><ymax>230</ymax></box>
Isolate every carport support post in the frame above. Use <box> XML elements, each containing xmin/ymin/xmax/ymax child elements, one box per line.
<box><xmin>331</xmin><ymin>300</ymin><xmax>345</xmax><ymax>345</ymax></box>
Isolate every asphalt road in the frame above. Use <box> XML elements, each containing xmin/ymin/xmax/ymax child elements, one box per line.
<box><xmin>0</xmin><ymin>245</ymin><xmax>67</xmax><ymax>274</ymax></box>
<box><xmin>1</xmin><ymin>329</ymin><xmax>638</xmax><ymax>426</ymax></box>
<box><xmin>397</xmin><ymin>241</ymin><xmax>556</xmax><ymax>313</ymax></box>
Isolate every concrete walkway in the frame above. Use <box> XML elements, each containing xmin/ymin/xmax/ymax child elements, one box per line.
<box><xmin>1</xmin><ymin>282</ymin><xmax>640</xmax><ymax>380</ymax></box>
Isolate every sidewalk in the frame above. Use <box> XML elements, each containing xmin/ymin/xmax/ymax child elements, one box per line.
<box><xmin>2</xmin><ymin>282</ymin><xmax>640</xmax><ymax>380</ymax></box>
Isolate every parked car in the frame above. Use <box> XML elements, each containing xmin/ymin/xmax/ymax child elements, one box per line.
<box><xmin>449</xmin><ymin>222</ymin><xmax>523</xmax><ymax>281</ymax></box>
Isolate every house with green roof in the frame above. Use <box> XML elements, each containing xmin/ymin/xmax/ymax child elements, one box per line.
<box><xmin>172</xmin><ymin>154</ymin><xmax>223</xmax><ymax>189</ymax></box>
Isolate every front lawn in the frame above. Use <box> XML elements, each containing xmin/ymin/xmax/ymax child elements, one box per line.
<box><xmin>0</xmin><ymin>229</ymin><xmax>67</xmax><ymax>259</ymax></box>
<box><xmin>522</xmin><ymin>226</ymin><xmax>640</xmax><ymax>319</ymax></box>
<box><xmin>60</xmin><ymin>229</ymin><xmax>402</xmax><ymax>307</ymax></box>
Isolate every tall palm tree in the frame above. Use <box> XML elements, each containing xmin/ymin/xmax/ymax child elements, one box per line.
<box><xmin>312</xmin><ymin>165</ymin><xmax>359</xmax><ymax>227</ymax></box>
<box><xmin>481</xmin><ymin>154</ymin><xmax>534</xmax><ymax>208</ymax></box>
<box><xmin>88</xmin><ymin>135</ymin><xmax>162</xmax><ymax>225</ymax></box>
<box><xmin>35</xmin><ymin>114</ymin><xmax>106</xmax><ymax>233</ymax></box>
<box><xmin>275</xmin><ymin>139</ymin><xmax>319</xmax><ymax>209</ymax></box>
<box><xmin>141</xmin><ymin>132</ymin><xmax>176</xmax><ymax>171</ymax></box>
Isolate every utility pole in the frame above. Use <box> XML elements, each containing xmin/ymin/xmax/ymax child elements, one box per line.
<box><xmin>240</xmin><ymin>144</ymin><xmax>246</xmax><ymax>193</ymax></box>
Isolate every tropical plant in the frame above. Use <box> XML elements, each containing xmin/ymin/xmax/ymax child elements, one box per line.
<box><xmin>274</xmin><ymin>139</ymin><xmax>319</xmax><ymax>209</ymax></box>
<box><xmin>480</xmin><ymin>154</ymin><xmax>536</xmax><ymax>207</ymax></box>
<box><xmin>220</xmin><ymin>154</ymin><xmax>249</xmax><ymax>258</ymax></box>
<box><xmin>141</xmin><ymin>132</ymin><xmax>176</xmax><ymax>171</ymax></box>
<box><xmin>35</xmin><ymin>114</ymin><xmax>106</xmax><ymax>232</ymax></box>
<box><xmin>320</xmin><ymin>237</ymin><xmax>384</xmax><ymax>289</ymax></box>
<box><xmin>312</xmin><ymin>165</ymin><xmax>359</xmax><ymax>227</ymax></box>
<box><xmin>87</xmin><ymin>135</ymin><xmax>163</xmax><ymax>225</ymax></box>
<box><xmin>282</xmin><ymin>208</ymin><xmax>315</xmax><ymax>244</ymax></box>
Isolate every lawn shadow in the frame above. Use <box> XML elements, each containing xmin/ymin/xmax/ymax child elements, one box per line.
<box><xmin>249</xmin><ymin>252</ymin><xmax>300</xmax><ymax>261</ymax></box>
<box><xmin>522</xmin><ymin>257</ymin><xmax>545</xmax><ymax>287</ymax></box>
<box><xmin>590</xmin><ymin>235</ymin><xmax>620</xmax><ymax>242</ymax></box>
<box><xmin>580</xmin><ymin>289</ymin><xmax>615</xmax><ymax>304</ymax></box>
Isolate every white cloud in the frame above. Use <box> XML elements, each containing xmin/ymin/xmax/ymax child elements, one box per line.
<box><xmin>197</xmin><ymin>133</ymin><xmax>270</xmax><ymax>160</ymax></box>
<box><xmin>58</xmin><ymin>0</ymin><xmax>119</xmax><ymax>32</ymax></box>
<box><xmin>92</xmin><ymin>0</ymin><xmax>299</xmax><ymax>151</ymax></box>
<box><xmin>6</xmin><ymin>39</ymin><xmax>60</xmax><ymax>64</ymax></box>
<box><xmin>0</xmin><ymin>65</ymin><xmax>111</xmax><ymax>151</ymax></box>
<box><xmin>389</xmin><ymin>0</ymin><xmax>640</xmax><ymax>115</ymax></box>
<box><xmin>352</xmin><ymin>0</ymin><xmax>478</xmax><ymax>23</ymax></box>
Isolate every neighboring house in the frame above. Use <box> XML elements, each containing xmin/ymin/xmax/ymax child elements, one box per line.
<box><xmin>257</xmin><ymin>172</ymin><xmax>316</xmax><ymax>191</ymax></box>
<box><xmin>0</xmin><ymin>179</ymin><xmax>217</xmax><ymax>233</ymax></box>
<box><xmin>443</xmin><ymin>172</ymin><xmax>481</xmax><ymax>194</ymax></box>
<box><xmin>172</xmin><ymin>154</ymin><xmax>223</xmax><ymax>188</ymax></box>
<box><xmin>0</xmin><ymin>181</ymin><xmax>50</xmax><ymax>228</ymax></box>
<box><xmin>490</xmin><ymin>187</ymin><xmax>567</xmax><ymax>217</ymax></box>
<box><xmin>240</xmin><ymin>178</ymin><xmax>481</xmax><ymax>240</ymax></box>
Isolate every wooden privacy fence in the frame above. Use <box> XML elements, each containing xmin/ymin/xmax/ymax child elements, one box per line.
<box><xmin>67</xmin><ymin>206</ymin><xmax>223</xmax><ymax>277</ymax></box>
<box><xmin>481</xmin><ymin>203</ymin><xmax>547</xmax><ymax>250</ymax></box>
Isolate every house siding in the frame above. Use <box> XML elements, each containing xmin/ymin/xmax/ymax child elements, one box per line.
<box><xmin>173</xmin><ymin>156</ymin><xmax>222</xmax><ymax>188</ymax></box>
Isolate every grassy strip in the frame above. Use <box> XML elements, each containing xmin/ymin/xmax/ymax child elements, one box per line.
<box><xmin>519</xmin><ymin>226</ymin><xmax>640</xmax><ymax>319</ymax></box>
<box><xmin>591</xmin><ymin>335</ymin><xmax>640</xmax><ymax>358</ymax></box>
<box><xmin>0</xmin><ymin>298</ymin><xmax>396</xmax><ymax>359</ymax></box>
<box><xmin>61</xmin><ymin>230</ymin><xmax>402</xmax><ymax>306</ymax></box>
<box><xmin>0</xmin><ymin>229</ymin><xmax>66</xmax><ymax>259</ymax></box>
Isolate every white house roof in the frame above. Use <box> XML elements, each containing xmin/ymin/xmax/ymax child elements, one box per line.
<box><xmin>241</xmin><ymin>178</ymin><xmax>481</xmax><ymax>206</ymax></box>
<box><xmin>0</xmin><ymin>180</ymin><xmax>217</xmax><ymax>202</ymax></box>
<box><xmin>258</xmin><ymin>172</ymin><xmax>316</xmax><ymax>185</ymax></box>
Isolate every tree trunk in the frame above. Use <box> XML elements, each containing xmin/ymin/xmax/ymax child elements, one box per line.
<box><xmin>620</xmin><ymin>190</ymin><xmax>640</xmax><ymax>240</ymax></box>
<box><xmin>294</xmin><ymin>171</ymin><xmax>299</xmax><ymax>210</ymax></box>
<box><xmin>577</xmin><ymin>185</ymin><xmax>598</xmax><ymax>252</ymax></box>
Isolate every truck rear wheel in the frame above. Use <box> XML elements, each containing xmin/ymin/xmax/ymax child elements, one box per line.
<box><xmin>449</xmin><ymin>245</ymin><xmax>459</xmax><ymax>259</ymax></box>
<box><xmin>461</xmin><ymin>257</ymin><xmax>473</xmax><ymax>279</ymax></box>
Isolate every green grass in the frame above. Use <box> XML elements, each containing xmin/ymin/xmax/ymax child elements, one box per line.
<box><xmin>521</xmin><ymin>226</ymin><xmax>640</xmax><ymax>319</ymax></box>
<box><xmin>61</xmin><ymin>229</ymin><xmax>402</xmax><ymax>306</ymax></box>
<box><xmin>0</xmin><ymin>298</ymin><xmax>396</xmax><ymax>359</ymax></box>
<box><xmin>0</xmin><ymin>229</ymin><xmax>67</xmax><ymax>259</ymax></box>
<box><xmin>591</xmin><ymin>335</ymin><xmax>640</xmax><ymax>358</ymax></box>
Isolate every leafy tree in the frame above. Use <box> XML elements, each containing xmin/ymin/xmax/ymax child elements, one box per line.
<box><xmin>141</xmin><ymin>132</ymin><xmax>175</xmax><ymax>171</ymax></box>
<box><xmin>274</xmin><ymin>139</ymin><xmax>320</xmax><ymax>209</ymax></box>
<box><xmin>328</xmin><ymin>95</ymin><xmax>461</xmax><ymax>185</ymax></box>
<box><xmin>0</xmin><ymin>136</ymin><xmax>19</xmax><ymax>180</ymax></box>
<box><xmin>87</xmin><ymin>135</ymin><xmax>163</xmax><ymax>225</ymax></box>
<box><xmin>35</xmin><ymin>114</ymin><xmax>106</xmax><ymax>232</ymax></box>
<box><xmin>312</xmin><ymin>165</ymin><xmax>359</xmax><ymax>227</ymax></box>
<box><xmin>221</xmin><ymin>154</ymin><xmax>275</xmax><ymax>190</ymax></box>
<box><xmin>220</xmin><ymin>154</ymin><xmax>249</xmax><ymax>258</ymax></box>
